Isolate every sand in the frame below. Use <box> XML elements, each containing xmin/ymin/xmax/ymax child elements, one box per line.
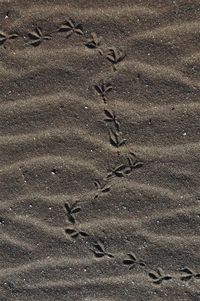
<box><xmin>0</xmin><ymin>1</ymin><xmax>200</xmax><ymax>300</ymax></box>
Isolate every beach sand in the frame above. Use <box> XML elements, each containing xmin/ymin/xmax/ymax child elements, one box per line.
<box><xmin>0</xmin><ymin>1</ymin><xmax>200</xmax><ymax>300</ymax></box>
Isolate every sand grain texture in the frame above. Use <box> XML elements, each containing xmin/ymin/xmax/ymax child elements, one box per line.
<box><xmin>0</xmin><ymin>1</ymin><xmax>200</xmax><ymax>301</ymax></box>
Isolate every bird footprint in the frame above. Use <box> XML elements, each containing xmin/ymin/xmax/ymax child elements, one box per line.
<box><xmin>85</xmin><ymin>32</ymin><xmax>103</xmax><ymax>54</ymax></box>
<box><xmin>94</xmin><ymin>180</ymin><xmax>111</xmax><ymax>199</ymax></box>
<box><xmin>65</xmin><ymin>228</ymin><xmax>89</xmax><ymax>239</ymax></box>
<box><xmin>64</xmin><ymin>202</ymin><xmax>81</xmax><ymax>224</ymax></box>
<box><xmin>123</xmin><ymin>253</ymin><xmax>145</xmax><ymax>270</ymax></box>
<box><xmin>90</xmin><ymin>240</ymin><xmax>114</xmax><ymax>258</ymax></box>
<box><xmin>27</xmin><ymin>27</ymin><xmax>51</xmax><ymax>46</ymax></box>
<box><xmin>0</xmin><ymin>31</ymin><xmax>18</xmax><ymax>45</ymax></box>
<box><xmin>94</xmin><ymin>80</ymin><xmax>112</xmax><ymax>103</ymax></box>
<box><xmin>106</xmin><ymin>47</ymin><xmax>125</xmax><ymax>71</ymax></box>
<box><xmin>149</xmin><ymin>268</ymin><xmax>172</xmax><ymax>285</ymax></box>
<box><xmin>58</xmin><ymin>18</ymin><xmax>84</xmax><ymax>38</ymax></box>
<box><xmin>180</xmin><ymin>267</ymin><xmax>200</xmax><ymax>282</ymax></box>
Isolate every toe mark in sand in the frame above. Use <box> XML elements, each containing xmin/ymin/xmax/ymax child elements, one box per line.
<box><xmin>0</xmin><ymin>31</ymin><xmax>18</xmax><ymax>45</ymax></box>
<box><xmin>126</xmin><ymin>152</ymin><xmax>144</xmax><ymax>170</ymax></box>
<box><xmin>105</xmin><ymin>47</ymin><xmax>125</xmax><ymax>71</ymax></box>
<box><xmin>94</xmin><ymin>80</ymin><xmax>112</xmax><ymax>103</ymax></box>
<box><xmin>27</xmin><ymin>27</ymin><xmax>51</xmax><ymax>46</ymax></box>
<box><xmin>123</xmin><ymin>253</ymin><xmax>145</xmax><ymax>270</ymax></box>
<box><xmin>107</xmin><ymin>163</ymin><xmax>131</xmax><ymax>178</ymax></box>
<box><xmin>90</xmin><ymin>240</ymin><xmax>114</xmax><ymax>258</ymax></box>
<box><xmin>104</xmin><ymin>109</ymin><xmax>120</xmax><ymax>132</ymax></box>
<box><xmin>179</xmin><ymin>267</ymin><xmax>200</xmax><ymax>282</ymax></box>
<box><xmin>85</xmin><ymin>32</ymin><xmax>103</xmax><ymax>54</ymax></box>
<box><xmin>149</xmin><ymin>268</ymin><xmax>172</xmax><ymax>285</ymax></box>
<box><xmin>109</xmin><ymin>129</ymin><xmax>126</xmax><ymax>148</ymax></box>
<box><xmin>64</xmin><ymin>202</ymin><xmax>81</xmax><ymax>224</ymax></box>
<box><xmin>58</xmin><ymin>18</ymin><xmax>84</xmax><ymax>38</ymax></box>
<box><xmin>65</xmin><ymin>227</ymin><xmax>89</xmax><ymax>239</ymax></box>
<box><xmin>94</xmin><ymin>179</ymin><xmax>111</xmax><ymax>199</ymax></box>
